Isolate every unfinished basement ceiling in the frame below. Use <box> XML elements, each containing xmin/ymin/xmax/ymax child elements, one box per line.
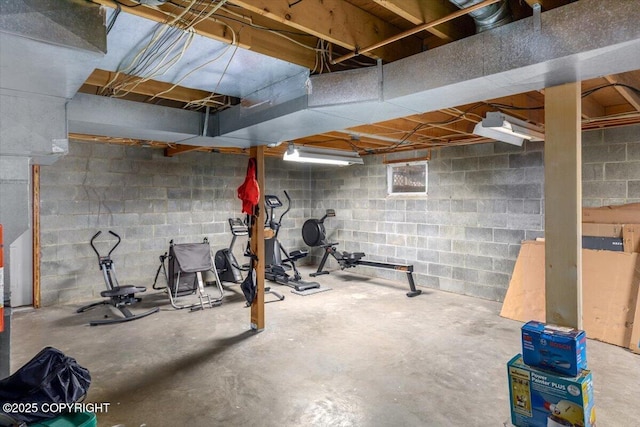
<box><xmin>69</xmin><ymin>0</ymin><xmax>640</xmax><ymax>158</ymax></box>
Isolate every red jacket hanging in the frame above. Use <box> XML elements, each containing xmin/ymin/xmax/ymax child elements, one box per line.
<box><xmin>237</xmin><ymin>158</ymin><xmax>260</xmax><ymax>214</ymax></box>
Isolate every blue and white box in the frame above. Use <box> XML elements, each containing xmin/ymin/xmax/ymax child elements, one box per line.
<box><xmin>507</xmin><ymin>354</ymin><xmax>596</xmax><ymax>427</ymax></box>
<box><xmin>521</xmin><ymin>321</ymin><xmax>587</xmax><ymax>377</ymax></box>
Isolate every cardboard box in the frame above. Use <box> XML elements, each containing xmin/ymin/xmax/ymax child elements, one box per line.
<box><xmin>622</xmin><ymin>224</ymin><xmax>640</xmax><ymax>253</ymax></box>
<box><xmin>500</xmin><ymin>241</ymin><xmax>640</xmax><ymax>348</ymax></box>
<box><xmin>522</xmin><ymin>321</ymin><xmax>587</xmax><ymax>377</ymax></box>
<box><xmin>629</xmin><ymin>286</ymin><xmax>640</xmax><ymax>355</ymax></box>
<box><xmin>582</xmin><ymin>223</ymin><xmax>623</xmax><ymax>238</ymax></box>
<box><xmin>507</xmin><ymin>354</ymin><xmax>596</xmax><ymax>427</ymax></box>
<box><xmin>582</xmin><ymin>203</ymin><xmax>640</xmax><ymax>224</ymax></box>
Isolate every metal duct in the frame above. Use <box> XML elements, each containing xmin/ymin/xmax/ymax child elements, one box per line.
<box><xmin>67</xmin><ymin>0</ymin><xmax>640</xmax><ymax>150</ymax></box>
<box><xmin>448</xmin><ymin>0</ymin><xmax>512</xmax><ymax>33</ymax></box>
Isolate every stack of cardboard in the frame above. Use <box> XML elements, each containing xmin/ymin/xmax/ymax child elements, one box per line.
<box><xmin>500</xmin><ymin>203</ymin><xmax>640</xmax><ymax>354</ymax></box>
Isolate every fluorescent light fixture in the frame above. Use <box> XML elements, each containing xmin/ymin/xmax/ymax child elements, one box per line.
<box><xmin>473</xmin><ymin>112</ymin><xmax>545</xmax><ymax>146</ymax></box>
<box><xmin>283</xmin><ymin>143</ymin><xmax>364</xmax><ymax>166</ymax></box>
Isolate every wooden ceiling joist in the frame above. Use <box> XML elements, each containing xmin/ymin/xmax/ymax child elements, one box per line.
<box><xmin>78</xmin><ymin>2</ymin><xmax>639</xmax><ymax>157</ymax></box>
<box><xmin>230</xmin><ymin>0</ymin><xmax>422</xmax><ymax>63</ymax></box>
<box><xmin>84</xmin><ymin>69</ymin><xmax>217</xmax><ymax>104</ymax></box>
<box><xmin>371</xmin><ymin>0</ymin><xmax>473</xmax><ymax>41</ymax></box>
<box><xmin>605</xmin><ymin>74</ymin><xmax>640</xmax><ymax>112</ymax></box>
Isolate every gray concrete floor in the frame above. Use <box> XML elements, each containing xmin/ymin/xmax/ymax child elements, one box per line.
<box><xmin>10</xmin><ymin>267</ymin><xmax>640</xmax><ymax>427</ymax></box>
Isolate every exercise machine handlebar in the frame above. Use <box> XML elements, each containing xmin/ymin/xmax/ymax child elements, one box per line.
<box><xmin>90</xmin><ymin>230</ymin><xmax>122</xmax><ymax>261</ymax></box>
<box><xmin>275</xmin><ymin>191</ymin><xmax>292</xmax><ymax>238</ymax></box>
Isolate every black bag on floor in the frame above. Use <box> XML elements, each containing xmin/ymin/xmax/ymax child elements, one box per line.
<box><xmin>0</xmin><ymin>347</ymin><xmax>91</xmax><ymax>424</ymax></box>
<box><xmin>241</xmin><ymin>267</ymin><xmax>257</xmax><ymax>305</ymax></box>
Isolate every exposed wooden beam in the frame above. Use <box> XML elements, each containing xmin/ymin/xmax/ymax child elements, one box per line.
<box><xmin>32</xmin><ymin>165</ymin><xmax>41</xmax><ymax>309</ymax></box>
<box><xmin>230</xmin><ymin>0</ymin><xmax>422</xmax><ymax>62</ymax></box>
<box><xmin>344</xmin><ymin>124</ymin><xmax>426</xmax><ymax>145</ymax></box>
<box><xmin>483</xmin><ymin>93</ymin><xmax>545</xmax><ymax>124</ymax></box>
<box><xmin>84</xmin><ymin>69</ymin><xmax>218</xmax><ymax>104</ymax></box>
<box><xmin>544</xmin><ymin>82</ymin><xmax>582</xmax><ymax>329</ymax></box>
<box><xmin>164</xmin><ymin>144</ymin><xmax>203</xmax><ymax>157</ymax></box>
<box><xmin>331</xmin><ymin>0</ymin><xmax>500</xmax><ymax>65</ymax></box>
<box><xmin>406</xmin><ymin>112</ymin><xmax>480</xmax><ymax>136</ymax></box>
<box><xmin>94</xmin><ymin>0</ymin><xmax>318</xmax><ymax>69</ymax></box>
<box><xmin>372</xmin><ymin>0</ymin><xmax>472</xmax><ymax>41</ymax></box>
<box><xmin>249</xmin><ymin>146</ymin><xmax>266</xmax><ymax>331</ymax></box>
<box><xmin>317</xmin><ymin>131</ymin><xmax>397</xmax><ymax>148</ymax></box>
<box><xmin>605</xmin><ymin>74</ymin><xmax>640</xmax><ymax>112</ymax></box>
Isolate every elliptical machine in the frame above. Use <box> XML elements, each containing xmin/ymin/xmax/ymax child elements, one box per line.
<box><xmin>213</xmin><ymin>218</ymin><xmax>285</xmax><ymax>303</ymax></box>
<box><xmin>264</xmin><ymin>191</ymin><xmax>321</xmax><ymax>292</ymax></box>
<box><xmin>214</xmin><ymin>218</ymin><xmax>248</xmax><ymax>284</ymax></box>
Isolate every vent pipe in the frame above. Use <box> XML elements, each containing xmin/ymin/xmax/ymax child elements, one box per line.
<box><xmin>448</xmin><ymin>0</ymin><xmax>512</xmax><ymax>33</ymax></box>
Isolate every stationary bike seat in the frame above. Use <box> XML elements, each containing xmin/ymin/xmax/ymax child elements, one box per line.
<box><xmin>101</xmin><ymin>285</ymin><xmax>147</xmax><ymax>298</ymax></box>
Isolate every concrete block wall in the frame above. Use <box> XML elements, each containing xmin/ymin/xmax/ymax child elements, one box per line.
<box><xmin>582</xmin><ymin>125</ymin><xmax>640</xmax><ymax>206</ymax></box>
<box><xmin>38</xmin><ymin>141</ymin><xmax>311</xmax><ymax>306</ymax></box>
<box><xmin>308</xmin><ymin>142</ymin><xmax>545</xmax><ymax>301</ymax></box>
<box><xmin>309</xmin><ymin>124</ymin><xmax>640</xmax><ymax>301</ymax></box>
<box><xmin>37</xmin><ymin>124</ymin><xmax>640</xmax><ymax>306</ymax></box>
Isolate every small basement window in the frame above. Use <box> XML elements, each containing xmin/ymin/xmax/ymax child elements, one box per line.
<box><xmin>387</xmin><ymin>161</ymin><xmax>428</xmax><ymax>196</ymax></box>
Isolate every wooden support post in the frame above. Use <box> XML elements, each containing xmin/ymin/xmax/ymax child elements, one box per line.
<box><xmin>249</xmin><ymin>146</ymin><xmax>266</xmax><ymax>331</ymax></box>
<box><xmin>32</xmin><ymin>165</ymin><xmax>41</xmax><ymax>309</ymax></box>
<box><xmin>544</xmin><ymin>82</ymin><xmax>582</xmax><ymax>329</ymax></box>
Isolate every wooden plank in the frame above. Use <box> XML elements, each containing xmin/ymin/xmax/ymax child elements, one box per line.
<box><xmin>383</xmin><ymin>154</ymin><xmax>431</xmax><ymax>164</ymax></box>
<box><xmin>605</xmin><ymin>74</ymin><xmax>640</xmax><ymax>112</ymax></box>
<box><xmin>84</xmin><ymin>69</ymin><xmax>216</xmax><ymax>104</ymax></box>
<box><xmin>164</xmin><ymin>144</ymin><xmax>203</xmax><ymax>157</ymax></box>
<box><xmin>484</xmin><ymin>93</ymin><xmax>545</xmax><ymax>124</ymax></box>
<box><xmin>32</xmin><ymin>165</ymin><xmax>41</xmax><ymax>309</ymax></box>
<box><xmin>231</xmin><ymin>0</ymin><xmax>422</xmax><ymax>62</ymax></box>
<box><xmin>372</xmin><ymin>0</ymin><xmax>473</xmax><ymax>41</ymax></box>
<box><xmin>250</xmin><ymin>146</ymin><xmax>266</xmax><ymax>331</ymax></box>
<box><xmin>581</xmin><ymin>95</ymin><xmax>605</xmax><ymax>119</ymax></box>
<box><xmin>500</xmin><ymin>241</ymin><xmax>640</xmax><ymax>348</ymax></box>
<box><xmin>331</xmin><ymin>0</ymin><xmax>500</xmax><ymax>65</ymax></box>
<box><xmin>544</xmin><ymin>82</ymin><xmax>582</xmax><ymax>329</ymax></box>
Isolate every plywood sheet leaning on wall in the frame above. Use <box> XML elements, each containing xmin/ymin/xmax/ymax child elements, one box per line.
<box><xmin>500</xmin><ymin>241</ymin><xmax>640</xmax><ymax>349</ymax></box>
<box><xmin>582</xmin><ymin>249</ymin><xmax>640</xmax><ymax>347</ymax></box>
<box><xmin>499</xmin><ymin>241</ymin><xmax>546</xmax><ymax>323</ymax></box>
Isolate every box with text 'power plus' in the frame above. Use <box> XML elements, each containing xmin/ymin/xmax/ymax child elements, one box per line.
<box><xmin>507</xmin><ymin>354</ymin><xmax>596</xmax><ymax>427</ymax></box>
<box><xmin>522</xmin><ymin>321</ymin><xmax>587</xmax><ymax>377</ymax></box>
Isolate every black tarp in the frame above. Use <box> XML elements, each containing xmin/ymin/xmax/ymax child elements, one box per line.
<box><xmin>0</xmin><ymin>347</ymin><xmax>91</xmax><ymax>424</ymax></box>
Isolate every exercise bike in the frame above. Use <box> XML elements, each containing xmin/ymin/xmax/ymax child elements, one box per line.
<box><xmin>214</xmin><ymin>218</ymin><xmax>248</xmax><ymax>284</ymax></box>
<box><xmin>213</xmin><ymin>218</ymin><xmax>284</xmax><ymax>304</ymax></box>
<box><xmin>264</xmin><ymin>192</ymin><xmax>321</xmax><ymax>292</ymax></box>
<box><xmin>77</xmin><ymin>230</ymin><xmax>159</xmax><ymax>326</ymax></box>
<box><xmin>302</xmin><ymin>210</ymin><xmax>422</xmax><ymax>297</ymax></box>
